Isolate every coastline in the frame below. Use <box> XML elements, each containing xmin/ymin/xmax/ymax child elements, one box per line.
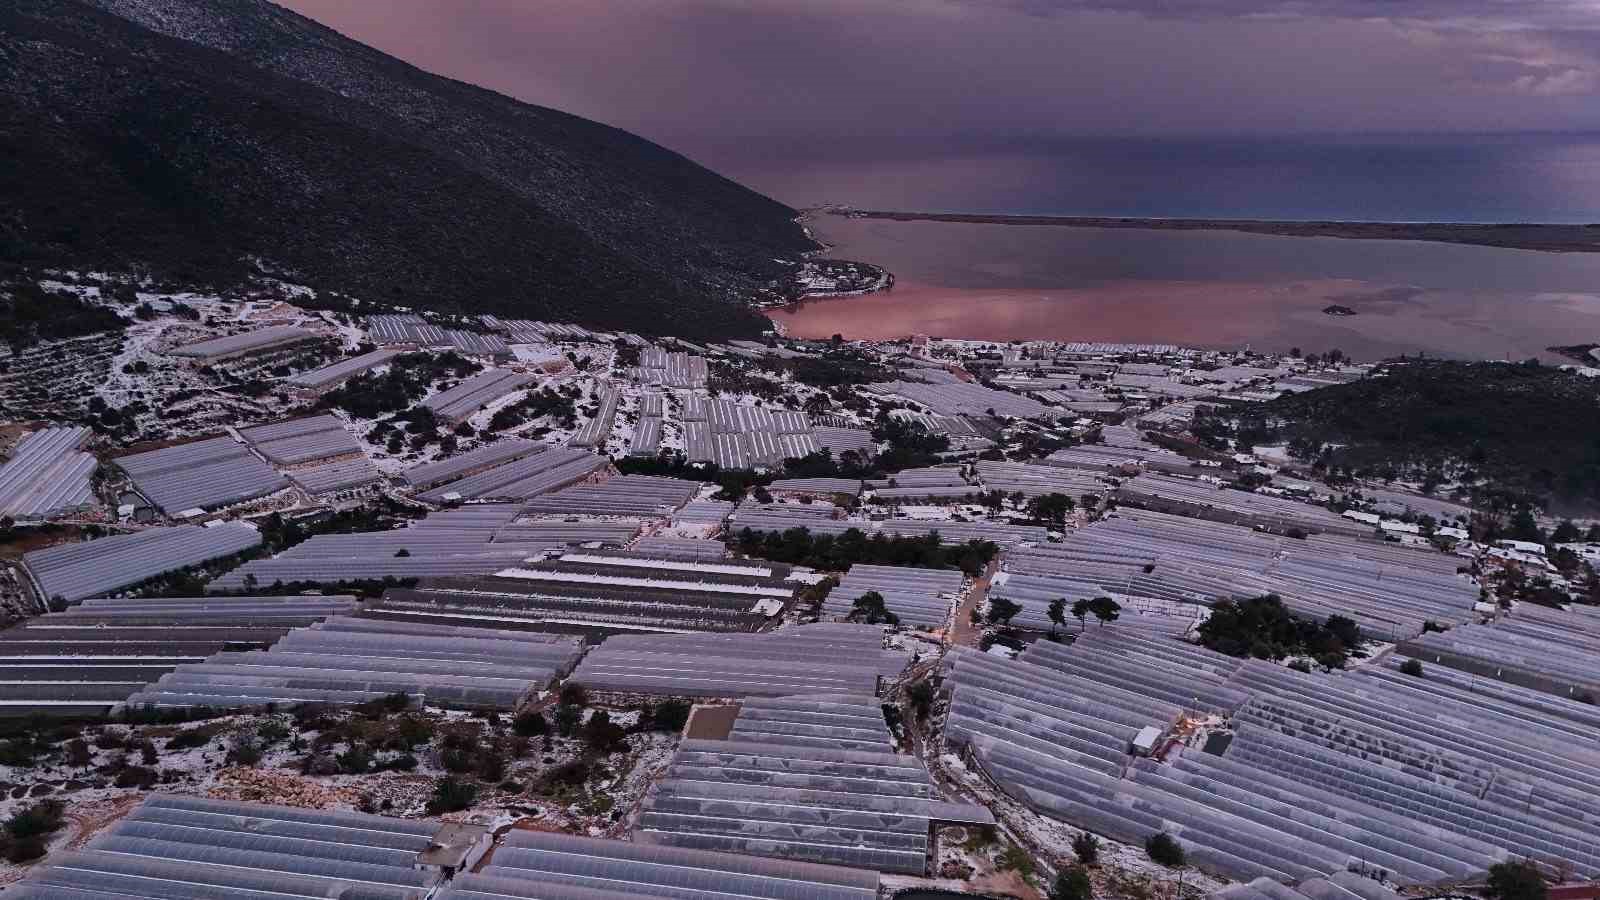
<box><xmin>827</xmin><ymin>209</ymin><xmax>1600</xmax><ymax>254</ymax></box>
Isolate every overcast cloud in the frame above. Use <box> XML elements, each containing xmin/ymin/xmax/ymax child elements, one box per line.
<box><xmin>276</xmin><ymin>0</ymin><xmax>1600</xmax><ymax>198</ymax></box>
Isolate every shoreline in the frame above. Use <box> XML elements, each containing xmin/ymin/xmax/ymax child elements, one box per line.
<box><xmin>825</xmin><ymin>209</ymin><xmax>1600</xmax><ymax>254</ymax></box>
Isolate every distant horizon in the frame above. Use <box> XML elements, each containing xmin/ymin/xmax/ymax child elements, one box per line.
<box><xmin>695</xmin><ymin>132</ymin><xmax>1600</xmax><ymax>226</ymax></box>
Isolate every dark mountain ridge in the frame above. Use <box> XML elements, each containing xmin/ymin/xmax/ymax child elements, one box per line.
<box><xmin>0</xmin><ymin>0</ymin><xmax>815</xmax><ymax>339</ymax></box>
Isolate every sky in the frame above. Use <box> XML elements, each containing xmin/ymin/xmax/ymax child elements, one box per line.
<box><xmin>276</xmin><ymin>0</ymin><xmax>1600</xmax><ymax>205</ymax></box>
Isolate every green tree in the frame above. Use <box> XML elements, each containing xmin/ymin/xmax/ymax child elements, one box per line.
<box><xmin>1071</xmin><ymin>598</ymin><xmax>1091</xmax><ymax>631</ymax></box>
<box><xmin>1027</xmin><ymin>492</ymin><xmax>1075</xmax><ymax>525</ymax></box>
<box><xmin>1485</xmin><ymin>860</ymin><xmax>1548</xmax><ymax>900</ymax></box>
<box><xmin>512</xmin><ymin>711</ymin><xmax>548</xmax><ymax>737</ymax></box>
<box><xmin>986</xmin><ymin>596</ymin><xmax>1022</xmax><ymax>626</ymax></box>
<box><xmin>426</xmin><ymin>777</ymin><xmax>478</xmax><ymax>814</ymax></box>
<box><xmin>1047</xmin><ymin>598</ymin><xmax>1067</xmax><ymax>635</ymax></box>
<box><xmin>1145</xmin><ymin>832</ymin><xmax>1185</xmax><ymax>867</ymax></box>
<box><xmin>1088</xmin><ymin>597</ymin><xmax>1121</xmax><ymax>628</ymax></box>
<box><xmin>1072</xmin><ymin>832</ymin><xmax>1101</xmax><ymax>866</ymax></box>
<box><xmin>640</xmin><ymin>699</ymin><xmax>692</xmax><ymax>733</ymax></box>
<box><xmin>1051</xmin><ymin>865</ymin><xmax>1094</xmax><ymax>900</ymax></box>
<box><xmin>583</xmin><ymin>710</ymin><xmax>627</xmax><ymax>754</ymax></box>
<box><xmin>848</xmin><ymin>591</ymin><xmax>899</xmax><ymax>626</ymax></box>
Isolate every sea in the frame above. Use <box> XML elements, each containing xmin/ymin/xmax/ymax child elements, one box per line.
<box><xmin>713</xmin><ymin>133</ymin><xmax>1600</xmax><ymax>361</ymax></box>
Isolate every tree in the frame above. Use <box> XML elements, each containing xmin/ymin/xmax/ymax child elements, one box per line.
<box><xmin>1071</xmin><ymin>598</ymin><xmax>1091</xmax><ymax>631</ymax></box>
<box><xmin>583</xmin><ymin>710</ymin><xmax>627</xmax><ymax>754</ymax></box>
<box><xmin>1145</xmin><ymin>832</ymin><xmax>1185</xmax><ymax>867</ymax></box>
<box><xmin>640</xmin><ymin>699</ymin><xmax>692</xmax><ymax>733</ymax></box>
<box><xmin>1485</xmin><ymin>860</ymin><xmax>1548</xmax><ymax>900</ymax></box>
<box><xmin>512</xmin><ymin>711</ymin><xmax>548</xmax><ymax>737</ymax></box>
<box><xmin>1051</xmin><ymin>865</ymin><xmax>1094</xmax><ymax>900</ymax></box>
<box><xmin>986</xmin><ymin>596</ymin><xmax>1022</xmax><ymax>626</ymax></box>
<box><xmin>1047</xmin><ymin>598</ymin><xmax>1067</xmax><ymax>635</ymax></box>
<box><xmin>1026</xmin><ymin>492</ymin><xmax>1075</xmax><ymax>525</ymax></box>
<box><xmin>1072</xmin><ymin>832</ymin><xmax>1101</xmax><ymax>866</ymax></box>
<box><xmin>1400</xmin><ymin>658</ymin><xmax>1424</xmax><ymax>677</ymax></box>
<box><xmin>849</xmin><ymin>591</ymin><xmax>899</xmax><ymax>626</ymax></box>
<box><xmin>426</xmin><ymin>777</ymin><xmax>478</xmax><ymax>814</ymax></box>
<box><xmin>1088</xmin><ymin>597</ymin><xmax>1121</xmax><ymax>628</ymax></box>
<box><xmin>554</xmin><ymin>703</ymin><xmax>582</xmax><ymax>738</ymax></box>
<box><xmin>908</xmin><ymin>680</ymin><xmax>934</xmax><ymax>720</ymax></box>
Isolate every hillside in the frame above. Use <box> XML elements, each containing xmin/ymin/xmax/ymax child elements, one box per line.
<box><xmin>1233</xmin><ymin>360</ymin><xmax>1600</xmax><ymax>510</ymax></box>
<box><xmin>0</xmin><ymin>0</ymin><xmax>816</xmax><ymax>339</ymax></box>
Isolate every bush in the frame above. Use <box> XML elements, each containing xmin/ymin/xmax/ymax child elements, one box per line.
<box><xmin>554</xmin><ymin>704</ymin><xmax>582</xmax><ymax>738</ymax></box>
<box><xmin>476</xmin><ymin>749</ymin><xmax>507</xmax><ymax>783</ymax></box>
<box><xmin>1399</xmin><ymin>658</ymin><xmax>1424</xmax><ymax>677</ymax></box>
<box><xmin>582</xmin><ymin>710</ymin><xmax>627</xmax><ymax>754</ymax></box>
<box><xmin>6</xmin><ymin>800</ymin><xmax>64</xmax><ymax>839</ymax></box>
<box><xmin>1051</xmin><ymin>865</ymin><xmax>1094</xmax><ymax>900</ymax></box>
<box><xmin>114</xmin><ymin>765</ymin><xmax>158</xmax><ymax>789</ymax></box>
<box><xmin>225</xmin><ymin>734</ymin><xmax>263</xmax><ymax>766</ymax></box>
<box><xmin>512</xmin><ymin>711</ymin><xmax>548</xmax><ymax>737</ymax></box>
<box><xmin>995</xmin><ymin>843</ymin><xmax>1035</xmax><ymax>878</ymax></box>
<box><xmin>640</xmin><ymin>699</ymin><xmax>691</xmax><ymax>733</ymax></box>
<box><xmin>165</xmin><ymin>728</ymin><xmax>212</xmax><ymax>751</ymax></box>
<box><xmin>426</xmin><ymin>777</ymin><xmax>479</xmax><ymax>814</ymax></box>
<box><xmin>1071</xmin><ymin>832</ymin><xmax>1101</xmax><ymax>866</ymax></box>
<box><xmin>908</xmin><ymin>681</ymin><xmax>934</xmax><ymax>721</ymax></box>
<box><xmin>3</xmin><ymin>834</ymin><xmax>46</xmax><ymax>863</ymax></box>
<box><xmin>337</xmin><ymin>744</ymin><xmax>373</xmax><ymax>774</ymax></box>
<box><xmin>1485</xmin><ymin>860</ymin><xmax>1548</xmax><ymax>900</ymax></box>
<box><xmin>1145</xmin><ymin>832</ymin><xmax>1185</xmax><ymax>867</ymax></box>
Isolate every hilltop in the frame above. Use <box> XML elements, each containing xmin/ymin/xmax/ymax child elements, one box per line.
<box><xmin>0</xmin><ymin>0</ymin><xmax>816</xmax><ymax>340</ymax></box>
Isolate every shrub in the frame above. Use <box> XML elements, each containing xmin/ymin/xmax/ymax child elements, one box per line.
<box><xmin>512</xmin><ymin>711</ymin><xmax>548</xmax><ymax>737</ymax></box>
<box><xmin>640</xmin><ymin>700</ymin><xmax>691</xmax><ymax>733</ymax></box>
<box><xmin>426</xmin><ymin>777</ymin><xmax>478</xmax><ymax>815</ymax></box>
<box><xmin>225</xmin><ymin>734</ymin><xmax>263</xmax><ymax>766</ymax></box>
<box><xmin>1071</xmin><ymin>832</ymin><xmax>1101</xmax><ymax>866</ymax></box>
<box><xmin>554</xmin><ymin>704</ymin><xmax>582</xmax><ymax>738</ymax></box>
<box><xmin>165</xmin><ymin>729</ymin><xmax>212</xmax><ymax>751</ymax></box>
<box><xmin>3</xmin><ymin>834</ymin><xmax>46</xmax><ymax>863</ymax></box>
<box><xmin>114</xmin><ymin>766</ymin><xmax>158</xmax><ymax>789</ymax></box>
<box><xmin>908</xmin><ymin>681</ymin><xmax>934</xmax><ymax>720</ymax></box>
<box><xmin>476</xmin><ymin>749</ymin><xmax>507</xmax><ymax>783</ymax></box>
<box><xmin>995</xmin><ymin>843</ymin><xmax>1035</xmax><ymax>877</ymax></box>
<box><xmin>337</xmin><ymin>744</ymin><xmax>373</xmax><ymax>774</ymax></box>
<box><xmin>1145</xmin><ymin>832</ymin><xmax>1185</xmax><ymax>867</ymax></box>
<box><xmin>6</xmin><ymin>800</ymin><xmax>64</xmax><ymax>839</ymax></box>
<box><xmin>1051</xmin><ymin>865</ymin><xmax>1094</xmax><ymax>900</ymax></box>
<box><xmin>1400</xmin><ymin>658</ymin><xmax>1424</xmax><ymax>677</ymax></box>
<box><xmin>582</xmin><ymin>711</ymin><xmax>627</xmax><ymax>754</ymax></box>
<box><xmin>1485</xmin><ymin>861</ymin><xmax>1548</xmax><ymax>900</ymax></box>
<box><xmin>64</xmin><ymin>738</ymin><xmax>93</xmax><ymax>768</ymax></box>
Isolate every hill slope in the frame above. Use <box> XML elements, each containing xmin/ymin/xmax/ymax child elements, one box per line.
<box><xmin>1234</xmin><ymin>361</ymin><xmax>1600</xmax><ymax>510</ymax></box>
<box><xmin>0</xmin><ymin>0</ymin><xmax>815</xmax><ymax>339</ymax></box>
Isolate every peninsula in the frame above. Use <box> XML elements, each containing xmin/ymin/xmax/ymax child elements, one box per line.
<box><xmin>831</xmin><ymin>208</ymin><xmax>1600</xmax><ymax>253</ymax></box>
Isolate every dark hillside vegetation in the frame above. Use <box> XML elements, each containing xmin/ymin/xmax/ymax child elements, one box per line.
<box><xmin>0</xmin><ymin>0</ymin><xmax>816</xmax><ymax>340</ymax></box>
<box><xmin>0</xmin><ymin>281</ymin><xmax>126</xmax><ymax>352</ymax></box>
<box><xmin>1228</xmin><ymin>360</ymin><xmax>1600</xmax><ymax>510</ymax></box>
